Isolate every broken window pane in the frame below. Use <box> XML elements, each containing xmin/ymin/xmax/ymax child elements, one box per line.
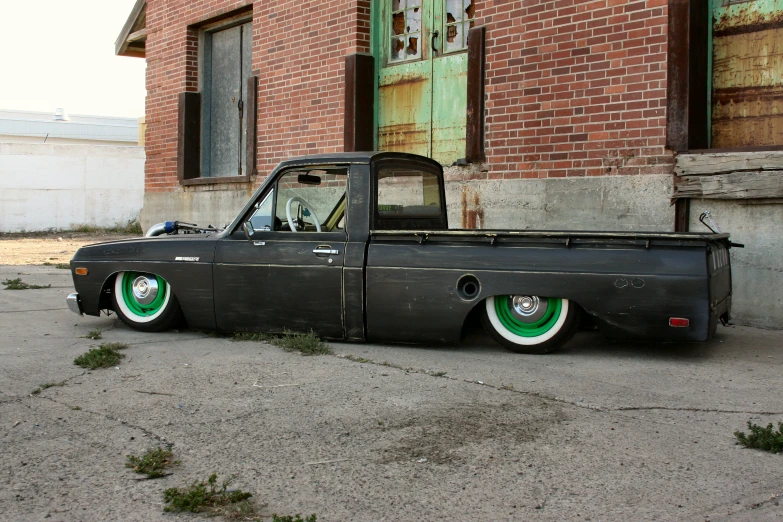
<box><xmin>407</xmin><ymin>35</ymin><xmax>420</xmax><ymax>58</ymax></box>
<box><xmin>407</xmin><ymin>7</ymin><xmax>421</xmax><ymax>33</ymax></box>
<box><xmin>392</xmin><ymin>0</ymin><xmax>406</xmax><ymax>11</ymax></box>
<box><xmin>391</xmin><ymin>37</ymin><xmax>405</xmax><ymax>60</ymax></box>
<box><xmin>446</xmin><ymin>0</ymin><xmax>463</xmax><ymax>22</ymax></box>
<box><xmin>445</xmin><ymin>22</ymin><xmax>463</xmax><ymax>53</ymax></box>
<box><xmin>465</xmin><ymin>0</ymin><xmax>474</xmax><ymax>20</ymax></box>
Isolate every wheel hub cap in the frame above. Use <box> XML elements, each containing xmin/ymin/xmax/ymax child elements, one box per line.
<box><xmin>131</xmin><ymin>275</ymin><xmax>158</xmax><ymax>304</ymax></box>
<box><xmin>509</xmin><ymin>295</ymin><xmax>549</xmax><ymax>323</ymax></box>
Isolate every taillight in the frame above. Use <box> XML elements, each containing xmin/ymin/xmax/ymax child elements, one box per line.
<box><xmin>669</xmin><ymin>317</ymin><xmax>690</xmax><ymax>328</ymax></box>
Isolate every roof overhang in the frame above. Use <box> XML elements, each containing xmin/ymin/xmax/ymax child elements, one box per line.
<box><xmin>115</xmin><ymin>0</ymin><xmax>147</xmax><ymax>58</ymax></box>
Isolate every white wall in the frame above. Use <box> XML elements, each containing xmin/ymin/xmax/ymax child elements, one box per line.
<box><xmin>0</xmin><ymin>143</ymin><xmax>144</xmax><ymax>232</ymax></box>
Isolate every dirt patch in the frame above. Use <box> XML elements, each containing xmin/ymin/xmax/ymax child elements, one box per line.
<box><xmin>0</xmin><ymin>232</ymin><xmax>136</xmax><ymax>265</ymax></box>
<box><xmin>380</xmin><ymin>401</ymin><xmax>566</xmax><ymax>464</ymax></box>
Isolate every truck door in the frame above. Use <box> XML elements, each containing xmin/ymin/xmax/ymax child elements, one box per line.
<box><xmin>213</xmin><ymin>168</ymin><xmax>348</xmax><ymax>339</ymax></box>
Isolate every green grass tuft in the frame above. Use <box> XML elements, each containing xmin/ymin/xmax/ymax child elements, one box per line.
<box><xmin>273</xmin><ymin>515</ymin><xmax>317</xmax><ymax>522</ymax></box>
<box><xmin>232</xmin><ymin>330</ymin><xmax>332</xmax><ymax>356</ymax></box>
<box><xmin>2</xmin><ymin>278</ymin><xmax>51</xmax><ymax>290</ymax></box>
<box><xmin>735</xmin><ymin>421</ymin><xmax>783</xmax><ymax>453</ymax></box>
<box><xmin>231</xmin><ymin>332</ymin><xmax>271</xmax><ymax>342</ymax></box>
<box><xmin>73</xmin><ymin>343</ymin><xmax>128</xmax><ymax>369</ymax></box>
<box><xmin>83</xmin><ymin>328</ymin><xmax>102</xmax><ymax>340</ymax></box>
<box><xmin>70</xmin><ymin>219</ymin><xmax>143</xmax><ymax>235</ymax></box>
<box><xmin>163</xmin><ymin>473</ymin><xmax>254</xmax><ymax>517</ymax></box>
<box><xmin>126</xmin><ymin>447</ymin><xmax>180</xmax><ymax>478</ymax></box>
<box><xmin>31</xmin><ymin>381</ymin><xmax>66</xmax><ymax>395</ymax></box>
<box><xmin>274</xmin><ymin>330</ymin><xmax>332</xmax><ymax>356</ymax></box>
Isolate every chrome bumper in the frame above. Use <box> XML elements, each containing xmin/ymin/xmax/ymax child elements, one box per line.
<box><xmin>66</xmin><ymin>293</ymin><xmax>83</xmax><ymax>316</ymax></box>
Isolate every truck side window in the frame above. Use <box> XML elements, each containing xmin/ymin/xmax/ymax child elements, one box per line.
<box><xmin>274</xmin><ymin>168</ymin><xmax>348</xmax><ymax>232</ymax></box>
<box><xmin>374</xmin><ymin>163</ymin><xmax>446</xmax><ymax>230</ymax></box>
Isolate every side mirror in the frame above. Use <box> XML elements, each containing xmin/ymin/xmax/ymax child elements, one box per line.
<box><xmin>242</xmin><ymin>221</ymin><xmax>255</xmax><ymax>240</ymax></box>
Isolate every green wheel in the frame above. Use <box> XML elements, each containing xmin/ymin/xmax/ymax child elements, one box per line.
<box><xmin>112</xmin><ymin>271</ymin><xmax>183</xmax><ymax>332</ymax></box>
<box><xmin>482</xmin><ymin>295</ymin><xmax>578</xmax><ymax>354</ymax></box>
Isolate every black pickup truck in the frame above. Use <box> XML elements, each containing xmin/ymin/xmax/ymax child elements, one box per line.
<box><xmin>67</xmin><ymin>152</ymin><xmax>734</xmax><ymax>353</ymax></box>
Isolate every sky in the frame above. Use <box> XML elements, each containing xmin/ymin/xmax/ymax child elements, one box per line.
<box><xmin>0</xmin><ymin>0</ymin><xmax>146</xmax><ymax>118</ymax></box>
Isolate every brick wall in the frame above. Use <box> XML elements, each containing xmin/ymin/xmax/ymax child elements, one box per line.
<box><xmin>145</xmin><ymin>0</ymin><xmax>673</xmax><ymax>192</ymax></box>
<box><xmin>462</xmin><ymin>0</ymin><xmax>674</xmax><ymax>182</ymax></box>
<box><xmin>144</xmin><ymin>0</ymin><xmax>370</xmax><ymax>193</ymax></box>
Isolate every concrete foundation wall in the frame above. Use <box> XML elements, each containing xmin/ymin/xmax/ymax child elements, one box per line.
<box><xmin>689</xmin><ymin>200</ymin><xmax>783</xmax><ymax>329</ymax></box>
<box><xmin>141</xmin><ymin>173</ymin><xmax>675</xmax><ymax>233</ymax></box>
<box><xmin>444</xmin><ymin>171</ymin><xmax>675</xmax><ymax>231</ymax></box>
<box><xmin>0</xmin><ymin>143</ymin><xmax>145</xmax><ymax>232</ymax></box>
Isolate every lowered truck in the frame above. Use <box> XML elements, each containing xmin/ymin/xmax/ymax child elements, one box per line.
<box><xmin>67</xmin><ymin>152</ymin><xmax>734</xmax><ymax>353</ymax></box>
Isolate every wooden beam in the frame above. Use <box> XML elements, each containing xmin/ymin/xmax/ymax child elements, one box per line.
<box><xmin>245</xmin><ymin>76</ymin><xmax>258</xmax><ymax>176</ymax></box>
<box><xmin>676</xmin><ymin>151</ymin><xmax>783</xmax><ymax>176</ymax></box>
<box><xmin>674</xmin><ymin>171</ymin><xmax>783</xmax><ymax>199</ymax></box>
<box><xmin>344</xmin><ymin>53</ymin><xmax>375</xmax><ymax>152</ymax></box>
<box><xmin>127</xmin><ymin>28</ymin><xmax>148</xmax><ymax>43</ymax></box>
<box><xmin>466</xmin><ymin>26</ymin><xmax>486</xmax><ymax>163</ymax></box>
<box><xmin>177</xmin><ymin>92</ymin><xmax>201</xmax><ymax>182</ymax></box>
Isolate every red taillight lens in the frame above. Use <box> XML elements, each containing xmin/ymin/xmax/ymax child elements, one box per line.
<box><xmin>669</xmin><ymin>317</ymin><xmax>690</xmax><ymax>328</ymax></box>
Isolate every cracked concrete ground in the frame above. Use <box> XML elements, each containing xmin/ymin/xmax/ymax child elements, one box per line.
<box><xmin>1</xmin><ymin>265</ymin><xmax>782</xmax><ymax>521</ymax></box>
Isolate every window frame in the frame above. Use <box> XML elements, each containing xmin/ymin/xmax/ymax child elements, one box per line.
<box><xmin>240</xmin><ymin>166</ymin><xmax>350</xmax><ymax>238</ymax></box>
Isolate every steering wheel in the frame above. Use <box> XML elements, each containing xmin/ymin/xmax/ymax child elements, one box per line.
<box><xmin>285</xmin><ymin>196</ymin><xmax>321</xmax><ymax>233</ymax></box>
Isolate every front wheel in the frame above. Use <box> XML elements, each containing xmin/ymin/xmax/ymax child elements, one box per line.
<box><xmin>481</xmin><ymin>295</ymin><xmax>578</xmax><ymax>354</ymax></box>
<box><xmin>112</xmin><ymin>271</ymin><xmax>183</xmax><ymax>332</ymax></box>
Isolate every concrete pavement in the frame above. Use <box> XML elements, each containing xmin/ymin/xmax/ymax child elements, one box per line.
<box><xmin>1</xmin><ymin>265</ymin><xmax>782</xmax><ymax>521</ymax></box>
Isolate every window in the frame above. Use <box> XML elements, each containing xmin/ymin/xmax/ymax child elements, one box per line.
<box><xmin>444</xmin><ymin>0</ymin><xmax>475</xmax><ymax>53</ymax></box>
<box><xmin>248</xmin><ymin>169</ymin><xmax>348</xmax><ymax>233</ymax></box>
<box><xmin>374</xmin><ymin>162</ymin><xmax>446</xmax><ymax>230</ymax></box>
<box><xmin>390</xmin><ymin>0</ymin><xmax>422</xmax><ymax>61</ymax></box>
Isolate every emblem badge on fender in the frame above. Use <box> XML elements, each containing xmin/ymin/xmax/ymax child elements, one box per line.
<box><xmin>175</xmin><ymin>257</ymin><xmax>200</xmax><ymax>262</ymax></box>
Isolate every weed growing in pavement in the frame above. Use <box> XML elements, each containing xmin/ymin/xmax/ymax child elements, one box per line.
<box><xmin>232</xmin><ymin>330</ymin><xmax>332</xmax><ymax>356</ymax></box>
<box><xmin>735</xmin><ymin>421</ymin><xmax>783</xmax><ymax>453</ymax></box>
<box><xmin>163</xmin><ymin>473</ymin><xmax>255</xmax><ymax>517</ymax></box>
<box><xmin>42</xmin><ymin>262</ymin><xmax>70</xmax><ymax>269</ymax></box>
<box><xmin>126</xmin><ymin>447</ymin><xmax>180</xmax><ymax>478</ymax></box>
<box><xmin>275</xmin><ymin>330</ymin><xmax>332</xmax><ymax>356</ymax></box>
<box><xmin>73</xmin><ymin>343</ymin><xmax>128</xmax><ymax>369</ymax></box>
<box><xmin>83</xmin><ymin>328</ymin><xmax>103</xmax><ymax>340</ymax></box>
<box><xmin>71</xmin><ymin>219</ymin><xmax>143</xmax><ymax>235</ymax></box>
<box><xmin>273</xmin><ymin>514</ymin><xmax>317</xmax><ymax>522</ymax></box>
<box><xmin>231</xmin><ymin>332</ymin><xmax>271</xmax><ymax>342</ymax></box>
<box><xmin>31</xmin><ymin>381</ymin><xmax>66</xmax><ymax>395</ymax></box>
<box><xmin>2</xmin><ymin>278</ymin><xmax>51</xmax><ymax>290</ymax></box>
<box><xmin>344</xmin><ymin>354</ymin><xmax>371</xmax><ymax>363</ymax></box>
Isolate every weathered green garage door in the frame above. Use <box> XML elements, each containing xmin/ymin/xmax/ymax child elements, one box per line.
<box><xmin>712</xmin><ymin>0</ymin><xmax>783</xmax><ymax>148</ymax></box>
<box><xmin>373</xmin><ymin>0</ymin><xmax>474</xmax><ymax>165</ymax></box>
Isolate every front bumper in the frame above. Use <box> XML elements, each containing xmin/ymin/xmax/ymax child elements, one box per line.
<box><xmin>66</xmin><ymin>293</ymin><xmax>83</xmax><ymax>316</ymax></box>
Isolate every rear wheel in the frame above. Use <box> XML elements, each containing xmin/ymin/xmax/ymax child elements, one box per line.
<box><xmin>112</xmin><ymin>271</ymin><xmax>183</xmax><ymax>332</ymax></box>
<box><xmin>482</xmin><ymin>295</ymin><xmax>578</xmax><ymax>354</ymax></box>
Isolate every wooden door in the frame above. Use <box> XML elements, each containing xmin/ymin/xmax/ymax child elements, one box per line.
<box><xmin>202</xmin><ymin>22</ymin><xmax>252</xmax><ymax>177</ymax></box>
<box><xmin>711</xmin><ymin>0</ymin><xmax>783</xmax><ymax>148</ymax></box>
<box><xmin>375</xmin><ymin>0</ymin><xmax>474</xmax><ymax>165</ymax></box>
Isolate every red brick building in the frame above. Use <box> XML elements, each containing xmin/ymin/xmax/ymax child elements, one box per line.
<box><xmin>117</xmin><ymin>0</ymin><xmax>783</xmax><ymax>327</ymax></box>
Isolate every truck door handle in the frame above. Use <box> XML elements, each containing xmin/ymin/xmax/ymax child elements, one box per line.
<box><xmin>313</xmin><ymin>247</ymin><xmax>339</xmax><ymax>256</ymax></box>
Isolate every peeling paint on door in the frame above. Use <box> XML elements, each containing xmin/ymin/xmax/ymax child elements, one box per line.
<box><xmin>375</xmin><ymin>0</ymin><xmax>472</xmax><ymax>165</ymax></box>
<box><xmin>712</xmin><ymin>0</ymin><xmax>783</xmax><ymax>147</ymax></box>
